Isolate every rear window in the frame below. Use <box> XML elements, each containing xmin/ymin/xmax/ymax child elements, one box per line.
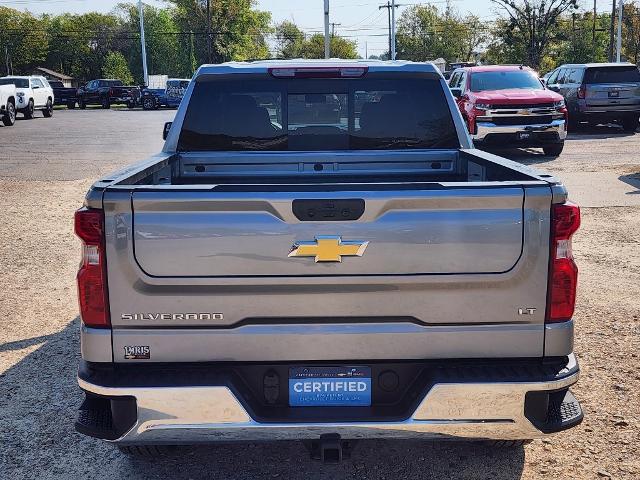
<box><xmin>470</xmin><ymin>70</ymin><xmax>543</xmax><ymax>92</ymax></box>
<box><xmin>177</xmin><ymin>76</ymin><xmax>459</xmax><ymax>151</ymax></box>
<box><xmin>166</xmin><ymin>80</ymin><xmax>189</xmax><ymax>97</ymax></box>
<box><xmin>0</xmin><ymin>78</ymin><xmax>28</xmax><ymax>88</ymax></box>
<box><xmin>584</xmin><ymin>66</ymin><xmax>640</xmax><ymax>84</ymax></box>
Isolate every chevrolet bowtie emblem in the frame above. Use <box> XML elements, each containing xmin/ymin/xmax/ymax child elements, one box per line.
<box><xmin>288</xmin><ymin>236</ymin><xmax>369</xmax><ymax>262</ymax></box>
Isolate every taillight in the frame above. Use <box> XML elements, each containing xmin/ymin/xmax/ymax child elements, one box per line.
<box><xmin>74</xmin><ymin>208</ymin><xmax>110</xmax><ymax>328</ymax></box>
<box><xmin>577</xmin><ymin>85</ymin><xmax>586</xmax><ymax>99</ymax></box>
<box><xmin>547</xmin><ymin>202</ymin><xmax>580</xmax><ymax>323</ymax></box>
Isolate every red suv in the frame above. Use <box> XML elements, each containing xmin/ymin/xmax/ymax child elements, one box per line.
<box><xmin>448</xmin><ymin>65</ymin><xmax>568</xmax><ymax>156</ymax></box>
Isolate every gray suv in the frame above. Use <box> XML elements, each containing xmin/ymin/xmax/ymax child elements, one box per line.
<box><xmin>545</xmin><ymin>62</ymin><xmax>640</xmax><ymax>132</ymax></box>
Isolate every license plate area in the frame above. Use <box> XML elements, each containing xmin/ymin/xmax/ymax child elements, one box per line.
<box><xmin>517</xmin><ymin>132</ymin><xmax>532</xmax><ymax>140</ymax></box>
<box><xmin>289</xmin><ymin>366</ymin><xmax>371</xmax><ymax>407</ymax></box>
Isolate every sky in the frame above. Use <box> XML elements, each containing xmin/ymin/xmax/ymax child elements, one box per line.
<box><xmin>0</xmin><ymin>0</ymin><xmax>618</xmax><ymax>57</ymax></box>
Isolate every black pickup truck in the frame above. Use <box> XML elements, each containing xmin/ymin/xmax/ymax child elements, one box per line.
<box><xmin>49</xmin><ymin>80</ymin><xmax>78</xmax><ymax>109</ymax></box>
<box><xmin>77</xmin><ymin>79</ymin><xmax>139</xmax><ymax>109</ymax></box>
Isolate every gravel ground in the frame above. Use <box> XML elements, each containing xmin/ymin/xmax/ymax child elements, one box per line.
<box><xmin>0</xmin><ymin>109</ymin><xmax>639</xmax><ymax>479</ymax></box>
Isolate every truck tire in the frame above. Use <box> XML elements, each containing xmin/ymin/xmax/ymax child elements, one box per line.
<box><xmin>142</xmin><ymin>97</ymin><xmax>155</xmax><ymax>111</ymax></box>
<box><xmin>101</xmin><ymin>97</ymin><xmax>110</xmax><ymax>109</ymax></box>
<box><xmin>23</xmin><ymin>99</ymin><xmax>34</xmax><ymax>119</ymax></box>
<box><xmin>566</xmin><ymin>116</ymin><xmax>582</xmax><ymax>132</ymax></box>
<box><xmin>117</xmin><ymin>445</ymin><xmax>177</xmax><ymax>457</ymax></box>
<box><xmin>622</xmin><ymin>116</ymin><xmax>639</xmax><ymax>133</ymax></box>
<box><xmin>67</xmin><ymin>101</ymin><xmax>76</xmax><ymax>109</ymax></box>
<box><xmin>543</xmin><ymin>143</ymin><xmax>564</xmax><ymax>157</ymax></box>
<box><xmin>42</xmin><ymin>98</ymin><xmax>53</xmax><ymax>117</ymax></box>
<box><xmin>2</xmin><ymin>99</ymin><xmax>16</xmax><ymax>126</ymax></box>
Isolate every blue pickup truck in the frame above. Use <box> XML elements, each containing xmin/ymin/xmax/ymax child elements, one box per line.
<box><xmin>140</xmin><ymin>78</ymin><xmax>190</xmax><ymax>110</ymax></box>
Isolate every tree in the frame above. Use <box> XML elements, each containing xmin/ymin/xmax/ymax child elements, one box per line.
<box><xmin>0</xmin><ymin>7</ymin><xmax>48</xmax><ymax>75</ymax></box>
<box><xmin>555</xmin><ymin>12</ymin><xmax>610</xmax><ymax>66</ymax></box>
<box><xmin>304</xmin><ymin>34</ymin><xmax>359</xmax><ymax>59</ymax></box>
<box><xmin>274</xmin><ymin>21</ymin><xmax>358</xmax><ymax>59</ymax></box>
<box><xmin>622</xmin><ymin>1</ymin><xmax>640</xmax><ymax>64</ymax></box>
<box><xmin>167</xmin><ymin>0</ymin><xmax>271</xmax><ymax>65</ymax></box>
<box><xmin>116</xmin><ymin>3</ymin><xmax>182</xmax><ymax>82</ymax></box>
<box><xmin>103</xmin><ymin>51</ymin><xmax>134</xmax><ymax>84</ymax></box>
<box><xmin>490</xmin><ymin>0</ymin><xmax>580</xmax><ymax>68</ymax></box>
<box><xmin>274</xmin><ymin>20</ymin><xmax>305</xmax><ymax>58</ymax></box>
<box><xmin>395</xmin><ymin>5</ymin><xmax>486</xmax><ymax>63</ymax></box>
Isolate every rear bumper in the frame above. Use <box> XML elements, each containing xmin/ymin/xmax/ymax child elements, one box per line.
<box><xmin>76</xmin><ymin>355</ymin><xmax>582</xmax><ymax>444</ymax></box>
<box><xmin>473</xmin><ymin>119</ymin><xmax>566</xmax><ymax>145</ymax></box>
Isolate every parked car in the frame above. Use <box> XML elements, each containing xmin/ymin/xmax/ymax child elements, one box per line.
<box><xmin>0</xmin><ymin>76</ymin><xmax>54</xmax><ymax>119</ymax></box>
<box><xmin>140</xmin><ymin>78</ymin><xmax>190</xmax><ymax>110</ymax></box>
<box><xmin>444</xmin><ymin>61</ymin><xmax>476</xmax><ymax>80</ymax></box>
<box><xmin>75</xmin><ymin>60</ymin><xmax>582</xmax><ymax>459</ymax></box>
<box><xmin>0</xmin><ymin>82</ymin><xmax>17</xmax><ymax>126</ymax></box>
<box><xmin>49</xmin><ymin>80</ymin><xmax>78</xmax><ymax>109</ymax></box>
<box><xmin>545</xmin><ymin>62</ymin><xmax>640</xmax><ymax>132</ymax></box>
<box><xmin>448</xmin><ymin>65</ymin><xmax>568</xmax><ymax>156</ymax></box>
<box><xmin>77</xmin><ymin>79</ymin><xmax>139</xmax><ymax>109</ymax></box>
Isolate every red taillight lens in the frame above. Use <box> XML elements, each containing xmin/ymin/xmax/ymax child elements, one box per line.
<box><xmin>74</xmin><ymin>208</ymin><xmax>110</xmax><ymax>328</ymax></box>
<box><xmin>577</xmin><ymin>85</ymin><xmax>586</xmax><ymax>99</ymax></box>
<box><xmin>547</xmin><ymin>202</ymin><xmax>580</xmax><ymax>323</ymax></box>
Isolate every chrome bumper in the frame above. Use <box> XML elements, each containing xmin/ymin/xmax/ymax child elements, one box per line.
<box><xmin>78</xmin><ymin>356</ymin><xmax>580</xmax><ymax>444</ymax></box>
<box><xmin>473</xmin><ymin>119</ymin><xmax>567</xmax><ymax>142</ymax></box>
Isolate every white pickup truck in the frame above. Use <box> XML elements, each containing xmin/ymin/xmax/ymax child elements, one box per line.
<box><xmin>0</xmin><ymin>82</ymin><xmax>17</xmax><ymax>126</ymax></box>
<box><xmin>75</xmin><ymin>60</ymin><xmax>583</xmax><ymax>462</ymax></box>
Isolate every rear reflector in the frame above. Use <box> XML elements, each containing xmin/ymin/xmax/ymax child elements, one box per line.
<box><xmin>547</xmin><ymin>202</ymin><xmax>580</xmax><ymax>323</ymax></box>
<box><xmin>74</xmin><ymin>208</ymin><xmax>110</xmax><ymax>328</ymax></box>
<box><xmin>269</xmin><ymin>66</ymin><xmax>368</xmax><ymax>78</ymax></box>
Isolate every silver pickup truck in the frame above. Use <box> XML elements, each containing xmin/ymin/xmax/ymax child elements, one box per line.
<box><xmin>74</xmin><ymin>60</ymin><xmax>583</xmax><ymax>460</ymax></box>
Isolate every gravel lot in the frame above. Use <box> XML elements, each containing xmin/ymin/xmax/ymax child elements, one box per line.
<box><xmin>0</xmin><ymin>108</ymin><xmax>639</xmax><ymax>479</ymax></box>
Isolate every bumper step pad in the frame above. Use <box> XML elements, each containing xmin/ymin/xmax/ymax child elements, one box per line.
<box><xmin>525</xmin><ymin>389</ymin><xmax>583</xmax><ymax>434</ymax></box>
<box><xmin>75</xmin><ymin>393</ymin><xmax>137</xmax><ymax>441</ymax></box>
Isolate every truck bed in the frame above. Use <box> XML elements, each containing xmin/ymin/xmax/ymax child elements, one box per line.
<box><xmin>82</xmin><ymin>147</ymin><xmax>569</xmax><ymax>363</ymax></box>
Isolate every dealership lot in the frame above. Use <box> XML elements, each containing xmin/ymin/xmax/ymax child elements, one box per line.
<box><xmin>0</xmin><ymin>109</ymin><xmax>639</xmax><ymax>479</ymax></box>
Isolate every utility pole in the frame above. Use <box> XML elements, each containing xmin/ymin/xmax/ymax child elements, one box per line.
<box><xmin>330</xmin><ymin>22</ymin><xmax>341</xmax><ymax>37</ymax></box>
<box><xmin>365</xmin><ymin>41</ymin><xmax>368</xmax><ymax>59</ymax></box>
<box><xmin>391</xmin><ymin>0</ymin><xmax>396</xmax><ymax>60</ymax></box>
<box><xmin>324</xmin><ymin>0</ymin><xmax>330</xmax><ymax>59</ymax></box>
<box><xmin>572</xmin><ymin>13</ymin><xmax>576</xmax><ymax>59</ymax></box>
<box><xmin>379</xmin><ymin>2</ymin><xmax>392</xmax><ymax>59</ymax></box>
<box><xmin>616</xmin><ymin>0</ymin><xmax>623</xmax><ymax>62</ymax></box>
<box><xmin>592</xmin><ymin>0</ymin><xmax>597</xmax><ymax>47</ymax></box>
<box><xmin>206</xmin><ymin>0</ymin><xmax>212</xmax><ymax>63</ymax></box>
<box><xmin>138</xmin><ymin>0</ymin><xmax>148</xmax><ymax>86</ymax></box>
<box><xmin>379</xmin><ymin>1</ymin><xmax>401</xmax><ymax>60</ymax></box>
<box><xmin>609</xmin><ymin>0</ymin><xmax>616</xmax><ymax>61</ymax></box>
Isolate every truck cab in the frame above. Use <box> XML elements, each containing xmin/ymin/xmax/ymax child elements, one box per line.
<box><xmin>140</xmin><ymin>78</ymin><xmax>190</xmax><ymax>110</ymax></box>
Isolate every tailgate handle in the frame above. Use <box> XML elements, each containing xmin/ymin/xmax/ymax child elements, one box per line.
<box><xmin>292</xmin><ymin>199</ymin><xmax>365</xmax><ymax>221</ymax></box>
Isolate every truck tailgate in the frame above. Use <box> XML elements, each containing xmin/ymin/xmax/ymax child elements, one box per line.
<box><xmin>131</xmin><ymin>188</ymin><xmax>524</xmax><ymax>277</ymax></box>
